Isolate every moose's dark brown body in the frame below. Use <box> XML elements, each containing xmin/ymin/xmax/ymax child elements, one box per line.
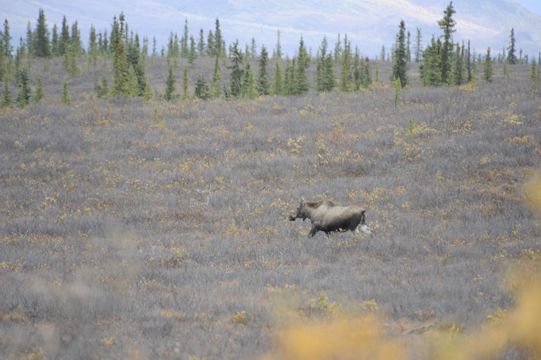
<box><xmin>289</xmin><ymin>199</ymin><xmax>371</xmax><ymax>237</ymax></box>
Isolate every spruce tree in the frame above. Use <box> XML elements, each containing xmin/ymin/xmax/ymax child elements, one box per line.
<box><xmin>34</xmin><ymin>76</ymin><xmax>43</xmax><ymax>102</ymax></box>
<box><xmin>165</xmin><ymin>64</ymin><xmax>176</xmax><ymax>101</ymax></box>
<box><xmin>111</xmin><ymin>15</ymin><xmax>131</xmax><ymax>96</ymax></box>
<box><xmin>34</xmin><ymin>9</ymin><xmax>50</xmax><ymax>57</ymax></box>
<box><xmin>483</xmin><ymin>48</ymin><xmax>493</xmax><ymax>83</ymax></box>
<box><xmin>166</xmin><ymin>33</ymin><xmax>175</xmax><ymax>57</ymax></box>
<box><xmin>415</xmin><ymin>28</ymin><xmax>422</xmax><ymax>63</ymax></box>
<box><xmin>250</xmin><ymin>37</ymin><xmax>257</xmax><ymax>59</ymax></box>
<box><xmin>406</xmin><ymin>31</ymin><xmax>411</xmax><ymax>63</ymax></box>
<box><xmin>392</xmin><ymin>20</ymin><xmax>408</xmax><ymax>87</ymax></box>
<box><xmin>0</xmin><ymin>44</ymin><xmax>4</xmax><ymax>81</ymax></box>
<box><xmin>438</xmin><ymin>1</ymin><xmax>456</xmax><ymax>84</ymax></box>
<box><xmin>283</xmin><ymin>59</ymin><xmax>293</xmax><ymax>95</ymax></box>
<box><xmin>272</xmin><ymin>61</ymin><xmax>283</xmax><ymax>95</ymax></box>
<box><xmin>3</xmin><ymin>19</ymin><xmax>12</xmax><ymax>57</ymax></box>
<box><xmin>316</xmin><ymin>37</ymin><xmax>328</xmax><ymax>92</ymax></box>
<box><xmin>316</xmin><ymin>50</ymin><xmax>323</xmax><ymax>92</ymax></box>
<box><xmin>103</xmin><ymin>31</ymin><xmax>109</xmax><ymax>54</ymax></box>
<box><xmin>466</xmin><ymin>40</ymin><xmax>472</xmax><ymax>82</ymax></box>
<box><xmin>211</xmin><ymin>56</ymin><xmax>222</xmax><ymax>98</ymax></box>
<box><xmin>62</xmin><ymin>81</ymin><xmax>70</xmax><ymax>104</ymax></box>
<box><xmin>182</xmin><ymin>68</ymin><xmax>189</xmax><ymax>100</ymax></box>
<box><xmin>142</xmin><ymin>37</ymin><xmax>148</xmax><ymax>57</ymax></box>
<box><xmin>51</xmin><ymin>24</ymin><xmax>59</xmax><ymax>56</ymax></box>
<box><xmin>507</xmin><ymin>28</ymin><xmax>517</xmax><ymax>64</ymax></box>
<box><xmin>198</xmin><ymin>29</ymin><xmax>205</xmax><ymax>55</ymax></box>
<box><xmin>126</xmin><ymin>65</ymin><xmax>139</xmax><ymax>96</ymax></box>
<box><xmin>471</xmin><ymin>53</ymin><xmax>478</xmax><ymax>84</ymax></box>
<box><xmin>257</xmin><ymin>45</ymin><xmax>270</xmax><ymax>96</ymax></box>
<box><xmin>214</xmin><ymin>19</ymin><xmax>223</xmax><ymax>57</ymax></box>
<box><xmin>89</xmin><ymin>25</ymin><xmax>98</xmax><ymax>64</ymax></box>
<box><xmin>362</xmin><ymin>57</ymin><xmax>372</xmax><ymax>87</ymax></box>
<box><xmin>241</xmin><ymin>63</ymin><xmax>256</xmax><ymax>98</ymax></box>
<box><xmin>324</xmin><ymin>53</ymin><xmax>335</xmax><ymax>92</ymax></box>
<box><xmin>16</xmin><ymin>68</ymin><xmax>31</xmax><ymax>107</ymax></box>
<box><xmin>450</xmin><ymin>42</ymin><xmax>464</xmax><ymax>85</ymax></box>
<box><xmin>340</xmin><ymin>35</ymin><xmax>353</xmax><ymax>92</ymax></box>
<box><xmin>228</xmin><ymin>40</ymin><xmax>243</xmax><ymax>98</ymax></box>
<box><xmin>2</xmin><ymin>73</ymin><xmax>11</xmax><ymax>107</ymax></box>
<box><xmin>334</xmin><ymin>34</ymin><xmax>342</xmax><ymax>62</ymax></box>
<box><xmin>15</xmin><ymin>38</ymin><xmax>25</xmax><ymax>66</ymax></box>
<box><xmin>64</xmin><ymin>40</ymin><xmax>80</xmax><ymax>75</ymax></box>
<box><xmin>26</xmin><ymin>22</ymin><xmax>34</xmax><ymax>56</ymax></box>
<box><xmin>70</xmin><ymin>21</ymin><xmax>81</xmax><ymax>56</ymax></box>
<box><xmin>353</xmin><ymin>49</ymin><xmax>361</xmax><ymax>91</ymax></box>
<box><xmin>393</xmin><ymin>78</ymin><xmax>402</xmax><ymax>109</ymax></box>
<box><xmin>59</xmin><ymin>16</ymin><xmax>69</xmax><ymax>55</ymax></box>
<box><xmin>207</xmin><ymin>30</ymin><xmax>214</xmax><ymax>56</ymax></box>
<box><xmin>194</xmin><ymin>75</ymin><xmax>209</xmax><ymax>100</ymax></box>
<box><xmin>295</xmin><ymin>37</ymin><xmax>309</xmax><ymax>94</ymax></box>
<box><xmin>181</xmin><ymin>18</ymin><xmax>189</xmax><ymax>58</ymax></box>
<box><xmin>283</xmin><ymin>59</ymin><xmax>290</xmax><ymax>94</ymax></box>
<box><xmin>420</xmin><ymin>36</ymin><xmax>442</xmax><ymax>86</ymax></box>
<box><xmin>188</xmin><ymin>35</ymin><xmax>197</xmax><ymax>64</ymax></box>
<box><xmin>275</xmin><ymin>31</ymin><xmax>282</xmax><ymax>60</ymax></box>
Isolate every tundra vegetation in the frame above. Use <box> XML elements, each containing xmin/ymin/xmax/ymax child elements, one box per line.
<box><xmin>1</xmin><ymin>4</ymin><xmax>541</xmax><ymax>360</ymax></box>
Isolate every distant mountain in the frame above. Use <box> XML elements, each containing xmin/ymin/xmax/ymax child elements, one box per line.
<box><xmin>1</xmin><ymin>0</ymin><xmax>540</xmax><ymax>56</ymax></box>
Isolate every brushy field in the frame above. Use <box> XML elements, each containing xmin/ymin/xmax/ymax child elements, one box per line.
<box><xmin>1</xmin><ymin>59</ymin><xmax>541</xmax><ymax>359</ymax></box>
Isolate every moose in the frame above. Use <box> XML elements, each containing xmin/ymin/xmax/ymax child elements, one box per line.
<box><xmin>289</xmin><ymin>199</ymin><xmax>372</xmax><ymax>237</ymax></box>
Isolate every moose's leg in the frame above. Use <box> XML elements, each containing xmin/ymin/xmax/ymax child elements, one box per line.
<box><xmin>348</xmin><ymin>220</ymin><xmax>360</xmax><ymax>232</ymax></box>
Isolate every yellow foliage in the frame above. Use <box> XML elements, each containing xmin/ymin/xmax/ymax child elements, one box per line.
<box><xmin>459</xmin><ymin>82</ymin><xmax>475</xmax><ymax>92</ymax></box>
<box><xmin>479</xmin><ymin>156</ymin><xmax>491</xmax><ymax>165</ymax></box>
<box><xmin>427</xmin><ymin>257</ymin><xmax>541</xmax><ymax>360</ymax></box>
<box><xmin>508</xmin><ymin>135</ymin><xmax>530</xmax><ymax>145</ymax></box>
<box><xmin>524</xmin><ymin>173</ymin><xmax>541</xmax><ymax>214</ymax></box>
<box><xmin>287</xmin><ymin>136</ymin><xmax>304</xmax><ymax>155</ymax></box>
<box><xmin>23</xmin><ymin>351</ymin><xmax>45</xmax><ymax>360</ymax></box>
<box><xmin>100</xmin><ymin>336</ymin><xmax>116</xmax><ymax>346</ymax></box>
<box><xmin>503</xmin><ymin>114</ymin><xmax>523</xmax><ymax>125</ymax></box>
<box><xmin>231</xmin><ymin>310</ymin><xmax>250</xmax><ymax>325</ymax></box>
<box><xmin>406</xmin><ymin>120</ymin><xmax>438</xmax><ymax>137</ymax></box>
<box><xmin>264</xmin><ymin>259</ymin><xmax>541</xmax><ymax>360</ymax></box>
<box><xmin>263</xmin><ymin>315</ymin><xmax>406</xmax><ymax>360</ymax></box>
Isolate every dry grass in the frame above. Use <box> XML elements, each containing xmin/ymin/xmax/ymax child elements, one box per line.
<box><xmin>0</xmin><ymin>58</ymin><xmax>540</xmax><ymax>359</ymax></box>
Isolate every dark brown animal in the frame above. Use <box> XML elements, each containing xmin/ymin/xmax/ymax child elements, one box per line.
<box><xmin>289</xmin><ymin>199</ymin><xmax>372</xmax><ymax>237</ymax></box>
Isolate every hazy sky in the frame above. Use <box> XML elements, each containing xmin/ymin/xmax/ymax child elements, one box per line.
<box><xmin>515</xmin><ymin>0</ymin><xmax>541</xmax><ymax>15</ymax></box>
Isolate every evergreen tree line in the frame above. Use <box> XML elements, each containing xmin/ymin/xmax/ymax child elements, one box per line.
<box><xmin>1</xmin><ymin>5</ymin><xmax>540</xmax><ymax>108</ymax></box>
<box><xmin>418</xmin><ymin>2</ymin><xmax>532</xmax><ymax>86</ymax></box>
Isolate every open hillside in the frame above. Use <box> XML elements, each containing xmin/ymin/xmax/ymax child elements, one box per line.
<box><xmin>1</xmin><ymin>58</ymin><xmax>541</xmax><ymax>359</ymax></box>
